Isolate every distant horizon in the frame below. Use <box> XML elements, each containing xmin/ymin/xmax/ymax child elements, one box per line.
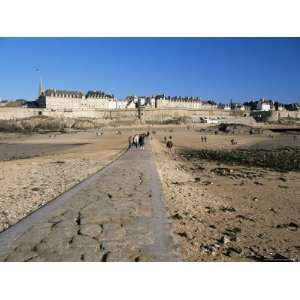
<box><xmin>1</xmin><ymin>38</ymin><xmax>300</xmax><ymax>103</ymax></box>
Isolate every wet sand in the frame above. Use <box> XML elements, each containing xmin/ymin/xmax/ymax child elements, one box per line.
<box><xmin>153</xmin><ymin>129</ymin><xmax>300</xmax><ymax>261</ymax></box>
<box><xmin>0</xmin><ymin>142</ymin><xmax>84</xmax><ymax>161</ymax></box>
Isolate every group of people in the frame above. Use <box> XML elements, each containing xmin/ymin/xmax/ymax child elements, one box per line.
<box><xmin>96</xmin><ymin>131</ymin><xmax>103</xmax><ymax>136</ymax></box>
<box><xmin>201</xmin><ymin>136</ymin><xmax>208</xmax><ymax>142</ymax></box>
<box><xmin>230</xmin><ymin>138</ymin><xmax>238</xmax><ymax>145</ymax></box>
<box><xmin>128</xmin><ymin>132</ymin><xmax>150</xmax><ymax>150</ymax></box>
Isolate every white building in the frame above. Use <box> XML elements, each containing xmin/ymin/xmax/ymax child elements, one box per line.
<box><xmin>154</xmin><ymin>94</ymin><xmax>216</xmax><ymax>109</ymax></box>
<box><xmin>125</xmin><ymin>95</ymin><xmax>153</xmax><ymax>109</ymax></box>
<box><xmin>277</xmin><ymin>105</ymin><xmax>285</xmax><ymax>111</ymax></box>
<box><xmin>256</xmin><ymin>101</ymin><xmax>271</xmax><ymax>111</ymax></box>
<box><xmin>116</xmin><ymin>100</ymin><xmax>127</xmax><ymax>109</ymax></box>
<box><xmin>37</xmin><ymin>86</ymin><xmax>118</xmax><ymax>111</ymax></box>
<box><xmin>218</xmin><ymin>103</ymin><xmax>231</xmax><ymax>110</ymax></box>
<box><xmin>236</xmin><ymin>104</ymin><xmax>245</xmax><ymax>111</ymax></box>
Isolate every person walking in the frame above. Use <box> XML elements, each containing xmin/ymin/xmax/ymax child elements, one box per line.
<box><xmin>128</xmin><ymin>135</ymin><xmax>132</xmax><ymax>149</ymax></box>
<box><xmin>166</xmin><ymin>139</ymin><xmax>174</xmax><ymax>154</ymax></box>
<box><xmin>139</xmin><ymin>134</ymin><xmax>145</xmax><ymax>150</ymax></box>
<box><xmin>133</xmin><ymin>134</ymin><xmax>139</xmax><ymax>149</ymax></box>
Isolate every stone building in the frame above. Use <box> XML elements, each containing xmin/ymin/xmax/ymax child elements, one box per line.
<box><xmin>35</xmin><ymin>81</ymin><xmax>217</xmax><ymax>111</ymax></box>
<box><xmin>154</xmin><ymin>94</ymin><xmax>216</xmax><ymax>109</ymax></box>
<box><xmin>125</xmin><ymin>96</ymin><xmax>145</xmax><ymax>109</ymax></box>
<box><xmin>116</xmin><ymin>100</ymin><xmax>128</xmax><ymax>109</ymax></box>
<box><xmin>37</xmin><ymin>82</ymin><xmax>118</xmax><ymax>111</ymax></box>
<box><xmin>256</xmin><ymin>98</ymin><xmax>272</xmax><ymax>111</ymax></box>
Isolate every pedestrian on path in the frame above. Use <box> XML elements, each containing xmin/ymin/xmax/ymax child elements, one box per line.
<box><xmin>128</xmin><ymin>135</ymin><xmax>132</xmax><ymax>149</ymax></box>
<box><xmin>133</xmin><ymin>134</ymin><xmax>139</xmax><ymax>149</ymax></box>
<box><xmin>166</xmin><ymin>140</ymin><xmax>173</xmax><ymax>153</ymax></box>
<box><xmin>139</xmin><ymin>134</ymin><xmax>145</xmax><ymax>150</ymax></box>
<box><xmin>230</xmin><ymin>138</ymin><xmax>237</xmax><ymax>145</ymax></box>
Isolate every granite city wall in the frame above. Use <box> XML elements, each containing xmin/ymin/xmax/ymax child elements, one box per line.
<box><xmin>0</xmin><ymin>107</ymin><xmax>253</xmax><ymax>124</ymax></box>
<box><xmin>251</xmin><ymin>110</ymin><xmax>300</xmax><ymax>122</ymax></box>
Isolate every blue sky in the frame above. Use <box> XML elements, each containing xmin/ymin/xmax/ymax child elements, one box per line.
<box><xmin>0</xmin><ymin>38</ymin><xmax>299</xmax><ymax>103</ymax></box>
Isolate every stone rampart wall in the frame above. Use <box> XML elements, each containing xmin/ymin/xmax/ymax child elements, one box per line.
<box><xmin>0</xmin><ymin>107</ymin><xmax>251</xmax><ymax>124</ymax></box>
<box><xmin>0</xmin><ymin>108</ymin><xmax>41</xmax><ymax>120</ymax></box>
<box><xmin>251</xmin><ymin>110</ymin><xmax>300</xmax><ymax>122</ymax></box>
<box><xmin>0</xmin><ymin>107</ymin><xmax>246</xmax><ymax>120</ymax></box>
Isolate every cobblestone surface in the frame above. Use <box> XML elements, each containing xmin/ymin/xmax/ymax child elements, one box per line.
<box><xmin>0</xmin><ymin>141</ymin><xmax>179</xmax><ymax>262</ymax></box>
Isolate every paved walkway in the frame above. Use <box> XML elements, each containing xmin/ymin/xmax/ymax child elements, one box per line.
<box><xmin>0</xmin><ymin>139</ymin><xmax>179</xmax><ymax>262</ymax></box>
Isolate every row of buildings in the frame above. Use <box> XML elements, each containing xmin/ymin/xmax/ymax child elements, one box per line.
<box><xmin>35</xmin><ymin>81</ymin><xmax>218</xmax><ymax>111</ymax></box>
<box><xmin>244</xmin><ymin>98</ymin><xmax>299</xmax><ymax>112</ymax></box>
<box><xmin>4</xmin><ymin>81</ymin><xmax>297</xmax><ymax>112</ymax></box>
<box><xmin>37</xmin><ymin>88</ymin><xmax>124</xmax><ymax>110</ymax></box>
<box><xmin>125</xmin><ymin>95</ymin><xmax>217</xmax><ymax>109</ymax></box>
<box><xmin>218</xmin><ymin>98</ymin><xmax>300</xmax><ymax>112</ymax></box>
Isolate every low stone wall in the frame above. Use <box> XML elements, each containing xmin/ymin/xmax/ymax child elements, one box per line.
<box><xmin>43</xmin><ymin>109</ymin><xmax>139</xmax><ymax>123</ymax></box>
<box><xmin>0</xmin><ymin>108</ymin><xmax>42</xmax><ymax>120</ymax></box>
<box><xmin>0</xmin><ymin>107</ymin><xmax>139</xmax><ymax>122</ymax></box>
<box><xmin>270</xmin><ymin>111</ymin><xmax>300</xmax><ymax>121</ymax></box>
<box><xmin>143</xmin><ymin>108</ymin><xmax>248</xmax><ymax>122</ymax></box>
<box><xmin>251</xmin><ymin>110</ymin><xmax>300</xmax><ymax>122</ymax></box>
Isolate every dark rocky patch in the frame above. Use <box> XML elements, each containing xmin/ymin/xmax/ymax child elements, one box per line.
<box><xmin>181</xmin><ymin>147</ymin><xmax>300</xmax><ymax>172</ymax></box>
<box><xmin>275</xmin><ymin>222</ymin><xmax>298</xmax><ymax>231</ymax></box>
<box><xmin>172</xmin><ymin>213</ymin><xmax>183</xmax><ymax>220</ymax></box>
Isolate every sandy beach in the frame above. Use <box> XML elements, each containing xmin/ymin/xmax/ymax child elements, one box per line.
<box><xmin>1</xmin><ymin>125</ymin><xmax>300</xmax><ymax>261</ymax></box>
<box><xmin>0</xmin><ymin>130</ymin><xmax>128</xmax><ymax>232</ymax></box>
<box><xmin>153</xmin><ymin>128</ymin><xmax>300</xmax><ymax>261</ymax></box>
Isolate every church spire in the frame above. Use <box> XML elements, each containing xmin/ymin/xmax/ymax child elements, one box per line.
<box><xmin>39</xmin><ymin>79</ymin><xmax>45</xmax><ymax>96</ymax></box>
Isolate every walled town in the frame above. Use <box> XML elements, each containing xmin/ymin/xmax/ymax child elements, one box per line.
<box><xmin>0</xmin><ymin>81</ymin><xmax>299</xmax><ymax>124</ymax></box>
<box><xmin>0</xmin><ymin>82</ymin><xmax>299</xmax><ymax>262</ymax></box>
